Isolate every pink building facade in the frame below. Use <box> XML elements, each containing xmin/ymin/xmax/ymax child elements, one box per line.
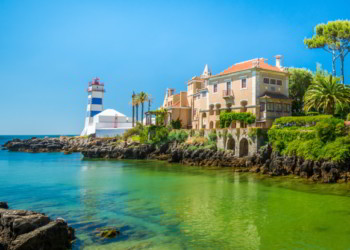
<box><xmin>162</xmin><ymin>56</ymin><xmax>292</xmax><ymax>129</ymax></box>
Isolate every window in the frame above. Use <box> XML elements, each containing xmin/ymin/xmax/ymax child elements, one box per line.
<box><xmin>193</xmin><ymin>108</ymin><xmax>197</xmax><ymax>116</ymax></box>
<box><xmin>277</xmin><ymin>80</ymin><xmax>282</xmax><ymax>86</ymax></box>
<box><xmin>270</xmin><ymin>79</ymin><xmax>276</xmax><ymax>85</ymax></box>
<box><xmin>276</xmin><ymin>103</ymin><xmax>282</xmax><ymax>112</ymax></box>
<box><xmin>267</xmin><ymin>102</ymin><xmax>274</xmax><ymax>111</ymax></box>
<box><xmin>227</xmin><ymin>81</ymin><xmax>232</xmax><ymax>90</ymax></box>
<box><xmin>202</xmin><ymin>92</ymin><xmax>207</xmax><ymax>97</ymax></box>
<box><xmin>241</xmin><ymin>78</ymin><xmax>247</xmax><ymax>89</ymax></box>
<box><xmin>270</xmin><ymin>86</ymin><xmax>276</xmax><ymax>92</ymax></box>
<box><xmin>213</xmin><ymin>84</ymin><xmax>218</xmax><ymax>93</ymax></box>
<box><xmin>263</xmin><ymin>78</ymin><xmax>269</xmax><ymax>84</ymax></box>
<box><xmin>284</xmin><ymin>104</ymin><xmax>291</xmax><ymax>112</ymax></box>
<box><xmin>260</xmin><ymin>102</ymin><xmax>265</xmax><ymax>112</ymax></box>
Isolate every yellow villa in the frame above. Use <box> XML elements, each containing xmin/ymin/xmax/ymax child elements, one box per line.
<box><xmin>162</xmin><ymin>55</ymin><xmax>292</xmax><ymax>129</ymax></box>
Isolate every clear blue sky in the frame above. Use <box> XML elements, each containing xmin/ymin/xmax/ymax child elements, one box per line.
<box><xmin>1</xmin><ymin>0</ymin><xmax>349</xmax><ymax>135</ymax></box>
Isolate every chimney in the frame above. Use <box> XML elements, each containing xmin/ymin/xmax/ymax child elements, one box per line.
<box><xmin>275</xmin><ymin>55</ymin><xmax>283</xmax><ymax>68</ymax></box>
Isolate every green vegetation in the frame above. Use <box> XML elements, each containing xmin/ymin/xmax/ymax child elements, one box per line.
<box><xmin>148</xmin><ymin>108</ymin><xmax>168</xmax><ymax>126</ymax></box>
<box><xmin>288</xmin><ymin>68</ymin><xmax>313</xmax><ymax>114</ymax></box>
<box><xmin>138</xmin><ymin>91</ymin><xmax>149</xmax><ymax>123</ymax></box>
<box><xmin>208</xmin><ymin>129</ymin><xmax>217</xmax><ymax>142</ymax></box>
<box><xmin>248</xmin><ymin>127</ymin><xmax>268</xmax><ymax>141</ymax></box>
<box><xmin>304</xmin><ymin>20</ymin><xmax>350</xmax><ymax>84</ymax></box>
<box><xmin>168</xmin><ymin>130</ymin><xmax>188</xmax><ymax>143</ymax></box>
<box><xmin>348</xmin><ymin>113</ymin><xmax>350</xmax><ymax>121</ymax></box>
<box><xmin>269</xmin><ymin>116</ymin><xmax>350</xmax><ymax>162</ymax></box>
<box><xmin>273</xmin><ymin>115</ymin><xmax>332</xmax><ymax>126</ymax></box>
<box><xmin>170</xmin><ymin>118</ymin><xmax>182</xmax><ymax>129</ymax></box>
<box><xmin>219</xmin><ymin>112</ymin><xmax>256</xmax><ymax>128</ymax></box>
<box><xmin>122</xmin><ymin>123</ymin><xmax>169</xmax><ymax>145</ymax></box>
<box><xmin>184</xmin><ymin>129</ymin><xmax>217</xmax><ymax>151</ymax></box>
<box><xmin>304</xmin><ymin>74</ymin><xmax>350</xmax><ymax>114</ymax></box>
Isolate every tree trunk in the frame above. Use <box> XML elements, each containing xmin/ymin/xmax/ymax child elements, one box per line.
<box><xmin>136</xmin><ymin>104</ymin><xmax>139</xmax><ymax>122</ymax></box>
<box><xmin>332</xmin><ymin>50</ymin><xmax>337</xmax><ymax>77</ymax></box>
<box><xmin>132</xmin><ymin>105</ymin><xmax>135</xmax><ymax>127</ymax></box>
<box><xmin>340</xmin><ymin>53</ymin><xmax>345</xmax><ymax>84</ymax></box>
<box><xmin>141</xmin><ymin>102</ymin><xmax>144</xmax><ymax>125</ymax></box>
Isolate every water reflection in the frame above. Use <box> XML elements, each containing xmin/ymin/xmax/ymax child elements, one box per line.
<box><xmin>1</xmin><ymin>151</ymin><xmax>350</xmax><ymax>249</ymax></box>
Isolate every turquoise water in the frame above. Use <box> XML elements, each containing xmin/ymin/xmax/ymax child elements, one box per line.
<box><xmin>1</xmin><ymin>136</ymin><xmax>350</xmax><ymax>249</ymax></box>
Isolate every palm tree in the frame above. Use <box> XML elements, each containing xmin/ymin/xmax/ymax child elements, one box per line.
<box><xmin>131</xmin><ymin>91</ymin><xmax>137</xmax><ymax>127</ymax></box>
<box><xmin>138</xmin><ymin>91</ymin><xmax>149</xmax><ymax>124</ymax></box>
<box><xmin>134</xmin><ymin>93</ymin><xmax>140</xmax><ymax>123</ymax></box>
<box><xmin>304</xmin><ymin>74</ymin><xmax>350</xmax><ymax>114</ymax></box>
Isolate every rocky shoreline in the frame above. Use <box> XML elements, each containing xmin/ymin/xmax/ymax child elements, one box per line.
<box><xmin>3</xmin><ymin>137</ymin><xmax>349</xmax><ymax>183</ymax></box>
<box><xmin>0</xmin><ymin>202</ymin><xmax>74</xmax><ymax>250</ymax></box>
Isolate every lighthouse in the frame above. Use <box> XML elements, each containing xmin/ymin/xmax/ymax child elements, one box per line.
<box><xmin>80</xmin><ymin>77</ymin><xmax>133</xmax><ymax>137</ymax></box>
<box><xmin>80</xmin><ymin>77</ymin><xmax>105</xmax><ymax>136</ymax></box>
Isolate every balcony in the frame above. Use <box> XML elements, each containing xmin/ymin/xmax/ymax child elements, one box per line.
<box><xmin>87</xmin><ymin>87</ymin><xmax>106</xmax><ymax>92</ymax></box>
<box><xmin>89</xmin><ymin>82</ymin><xmax>104</xmax><ymax>86</ymax></box>
<box><xmin>222</xmin><ymin>89</ymin><xmax>234</xmax><ymax>99</ymax></box>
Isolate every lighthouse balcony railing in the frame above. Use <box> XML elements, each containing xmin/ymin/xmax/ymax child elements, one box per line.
<box><xmin>89</xmin><ymin>82</ymin><xmax>104</xmax><ymax>86</ymax></box>
<box><xmin>87</xmin><ymin>87</ymin><xmax>106</xmax><ymax>92</ymax></box>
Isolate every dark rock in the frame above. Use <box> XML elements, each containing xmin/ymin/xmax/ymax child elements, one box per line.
<box><xmin>0</xmin><ymin>205</ymin><xmax>74</xmax><ymax>250</ymax></box>
<box><xmin>98</xmin><ymin>228</ymin><xmax>120</xmax><ymax>238</ymax></box>
<box><xmin>0</xmin><ymin>202</ymin><xmax>8</xmax><ymax>209</ymax></box>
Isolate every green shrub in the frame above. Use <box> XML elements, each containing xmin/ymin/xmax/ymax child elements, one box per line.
<box><xmin>170</xmin><ymin>119</ymin><xmax>182</xmax><ymax>129</ymax></box>
<box><xmin>320</xmin><ymin>136</ymin><xmax>350</xmax><ymax>162</ymax></box>
<box><xmin>151</xmin><ymin>126</ymin><xmax>169</xmax><ymax>144</ymax></box>
<box><xmin>199</xmin><ymin>128</ymin><xmax>205</xmax><ymax>137</ymax></box>
<box><xmin>270</xmin><ymin>115</ymin><xmax>350</xmax><ymax>162</ymax></box>
<box><xmin>208</xmin><ymin>130</ymin><xmax>217</xmax><ymax>142</ymax></box>
<box><xmin>306</xmin><ymin>112</ymin><xmax>320</xmax><ymax>116</ymax></box>
<box><xmin>296</xmin><ymin>138</ymin><xmax>324</xmax><ymax>160</ymax></box>
<box><xmin>188</xmin><ymin>145</ymin><xmax>199</xmax><ymax>151</ymax></box>
<box><xmin>168</xmin><ymin>130</ymin><xmax>188</xmax><ymax>143</ymax></box>
<box><xmin>274</xmin><ymin>115</ymin><xmax>332</xmax><ymax>127</ymax></box>
<box><xmin>123</xmin><ymin>124</ymin><xmax>143</xmax><ymax>141</ymax></box>
<box><xmin>219</xmin><ymin>112</ymin><xmax>256</xmax><ymax>128</ymax></box>
<box><xmin>203</xmin><ymin>143</ymin><xmax>217</xmax><ymax>150</ymax></box>
<box><xmin>274</xmin><ymin>140</ymin><xmax>286</xmax><ymax>152</ymax></box>
<box><xmin>131</xmin><ymin>135</ymin><xmax>140</xmax><ymax>142</ymax></box>
<box><xmin>284</xmin><ymin>138</ymin><xmax>325</xmax><ymax>160</ymax></box>
<box><xmin>189</xmin><ymin>129</ymin><xmax>195</xmax><ymax>137</ymax></box>
<box><xmin>315</xmin><ymin>118</ymin><xmax>345</xmax><ymax>142</ymax></box>
<box><xmin>347</xmin><ymin>113</ymin><xmax>350</xmax><ymax>121</ymax></box>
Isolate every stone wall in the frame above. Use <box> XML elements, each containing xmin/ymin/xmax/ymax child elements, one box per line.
<box><xmin>205</xmin><ymin>128</ymin><xmax>267</xmax><ymax>157</ymax></box>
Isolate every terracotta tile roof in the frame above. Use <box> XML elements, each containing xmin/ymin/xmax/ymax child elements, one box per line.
<box><xmin>216</xmin><ymin>58</ymin><xmax>286</xmax><ymax>77</ymax></box>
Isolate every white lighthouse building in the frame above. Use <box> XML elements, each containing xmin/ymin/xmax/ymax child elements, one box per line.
<box><xmin>80</xmin><ymin>77</ymin><xmax>132</xmax><ymax>137</ymax></box>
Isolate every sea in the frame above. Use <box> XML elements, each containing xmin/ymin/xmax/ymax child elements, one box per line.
<box><xmin>1</xmin><ymin>135</ymin><xmax>350</xmax><ymax>249</ymax></box>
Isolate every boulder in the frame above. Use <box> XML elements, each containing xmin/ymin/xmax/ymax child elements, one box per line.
<box><xmin>0</xmin><ymin>202</ymin><xmax>8</xmax><ymax>209</ymax></box>
<box><xmin>98</xmin><ymin>228</ymin><xmax>120</xmax><ymax>239</ymax></box>
<box><xmin>0</xmin><ymin>205</ymin><xmax>74</xmax><ymax>250</ymax></box>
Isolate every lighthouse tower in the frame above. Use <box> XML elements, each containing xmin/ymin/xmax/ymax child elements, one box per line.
<box><xmin>80</xmin><ymin>77</ymin><xmax>105</xmax><ymax>136</ymax></box>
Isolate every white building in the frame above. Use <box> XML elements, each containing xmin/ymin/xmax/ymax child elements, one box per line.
<box><xmin>80</xmin><ymin>78</ymin><xmax>132</xmax><ymax>137</ymax></box>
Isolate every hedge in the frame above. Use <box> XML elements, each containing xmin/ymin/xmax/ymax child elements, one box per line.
<box><xmin>269</xmin><ymin>116</ymin><xmax>349</xmax><ymax>162</ymax></box>
<box><xmin>274</xmin><ymin>115</ymin><xmax>332</xmax><ymax>127</ymax></box>
<box><xmin>220</xmin><ymin>112</ymin><xmax>256</xmax><ymax>128</ymax></box>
